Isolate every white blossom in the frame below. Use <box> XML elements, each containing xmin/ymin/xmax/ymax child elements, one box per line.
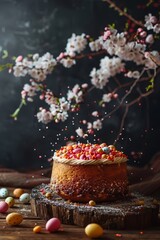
<box><xmin>67</xmin><ymin>84</ymin><xmax>84</xmax><ymax>103</ymax></box>
<box><xmin>37</xmin><ymin>108</ymin><xmax>53</xmax><ymax>124</ymax></box>
<box><xmin>145</xmin><ymin>34</ymin><xmax>154</xmax><ymax>44</ymax></box>
<box><xmin>144</xmin><ymin>14</ymin><xmax>157</xmax><ymax>30</ymax></box>
<box><xmin>126</xmin><ymin>71</ymin><xmax>140</xmax><ymax>78</ymax></box>
<box><xmin>90</xmin><ymin>56</ymin><xmax>124</xmax><ymax>89</ymax></box>
<box><xmin>89</xmin><ymin>36</ymin><xmax>103</xmax><ymax>51</ymax></box>
<box><xmin>76</xmin><ymin>127</ymin><xmax>84</xmax><ymax>137</ymax></box>
<box><xmin>65</xmin><ymin>33</ymin><xmax>87</xmax><ymax>56</ymax></box>
<box><xmin>60</xmin><ymin>58</ymin><xmax>76</xmax><ymax>68</ymax></box>
<box><xmin>93</xmin><ymin>119</ymin><xmax>102</xmax><ymax>130</ymax></box>
<box><xmin>153</xmin><ymin>23</ymin><xmax>160</xmax><ymax>33</ymax></box>
<box><xmin>92</xmin><ymin>111</ymin><xmax>99</xmax><ymax>117</ymax></box>
<box><xmin>13</xmin><ymin>52</ymin><xmax>57</xmax><ymax>81</ymax></box>
<box><xmin>102</xmin><ymin>93</ymin><xmax>112</xmax><ymax>103</ymax></box>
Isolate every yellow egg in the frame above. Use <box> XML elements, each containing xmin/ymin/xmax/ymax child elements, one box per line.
<box><xmin>13</xmin><ymin>188</ymin><xmax>24</xmax><ymax>198</ymax></box>
<box><xmin>5</xmin><ymin>197</ymin><xmax>15</xmax><ymax>207</ymax></box>
<box><xmin>33</xmin><ymin>225</ymin><xmax>42</xmax><ymax>233</ymax></box>
<box><xmin>89</xmin><ymin>200</ymin><xmax>96</xmax><ymax>206</ymax></box>
<box><xmin>85</xmin><ymin>223</ymin><xmax>103</xmax><ymax>238</ymax></box>
<box><xmin>6</xmin><ymin>212</ymin><xmax>23</xmax><ymax>226</ymax></box>
<box><xmin>108</xmin><ymin>145</ymin><xmax>116</xmax><ymax>150</ymax></box>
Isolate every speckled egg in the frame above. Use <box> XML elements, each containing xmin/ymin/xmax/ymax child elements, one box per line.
<box><xmin>6</xmin><ymin>212</ymin><xmax>23</xmax><ymax>226</ymax></box>
<box><xmin>0</xmin><ymin>201</ymin><xmax>9</xmax><ymax>213</ymax></box>
<box><xmin>13</xmin><ymin>188</ymin><xmax>24</xmax><ymax>198</ymax></box>
<box><xmin>85</xmin><ymin>223</ymin><xmax>104</xmax><ymax>238</ymax></box>
<box><xmin>102</xmin><ymin>146</ymin><xmax>110</xmax><ymax>153</ymax></box>
<box><xmin>5</xmin><ymin>197</ymin><xmax>15</xmax><ymax>207</ymax></box>
<box><xmin>0</xmin><ymin>188</ymin><xmax>9</xmax><ymax>198</ymax></box>
<box><xmin>45</xmin><ymin>218</ymin><xmax>61</xmax><ymax>232</ymax></box>
<box><xmin>19</xmin><ymin>193</ymin><xmax>30</xmax><ymax>203</ymax></box>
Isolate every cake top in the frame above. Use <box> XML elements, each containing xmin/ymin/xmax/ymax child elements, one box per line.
<box><xmin>54</xmin><ymin>143</ymin><xmax>128</xmax><ymax>164</ymax></box>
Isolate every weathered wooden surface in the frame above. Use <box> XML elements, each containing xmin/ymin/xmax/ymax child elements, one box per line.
<box><xmin>0</xmin><ymin>188</ymin><xmax>159</xmax><ymax>239</ymax></box>
<box><xmin>31</xmin><ymin>184</ymin><xmax>159</xmax><ymax>230</ymax></box>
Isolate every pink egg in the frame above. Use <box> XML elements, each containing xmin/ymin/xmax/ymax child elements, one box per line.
<box><xmin>0</xmin><ymin>201</ymin><xmax>9</xmax><ymax>213</ymax></box>
<box><xmin>45</xmin><ymin>218</ymin><xmax>61</xmax><ymax>232</ymax></box>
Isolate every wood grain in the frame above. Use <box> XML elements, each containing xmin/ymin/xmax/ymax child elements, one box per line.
<box><xmin>30</xmin><ymin>184</ymin><xmax>159</xmax><ymax>230</ymax></box>
<box><xmin>0</xmin><ymin>188</ymin><xmax>160</xmax><ymax>240</ymax></box>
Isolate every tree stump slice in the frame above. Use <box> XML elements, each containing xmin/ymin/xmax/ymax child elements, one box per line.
<box><xmin>31</xmin><ymin>184</ymin><xmax>159</xmax><ymax>230</ymax></box>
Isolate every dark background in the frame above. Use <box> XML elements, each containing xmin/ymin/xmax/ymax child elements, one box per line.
<box><xmin>0</xmin><ymin>0</ymin><xmax>159</xmax><ymax>170</ymax></box>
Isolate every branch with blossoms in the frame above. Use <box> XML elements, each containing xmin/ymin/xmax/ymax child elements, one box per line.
<box><xmin>4</xmin><ymin>5</ymin><xmax>160</xmax><ymax>145</ymax></box>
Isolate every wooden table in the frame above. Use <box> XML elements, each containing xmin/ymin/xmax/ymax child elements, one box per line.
<box><xmin>0</xmin><ymin>188</ymin><xmax>160</xmax><ymax>240</ymax></box>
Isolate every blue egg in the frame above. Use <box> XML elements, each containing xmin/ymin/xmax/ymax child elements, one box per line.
<box><xmin>19</xmin><ymin>193</ymin><xmax>30</xmax><ymax>203</ymax></box>
<box><xmin>0</xmin><ymin>188</ymin><xmax>9</xmax><ymax>198</ymax></box>
<box><xmin>102</xmin><ymin>147</ymin><xmax>110</xmax><ymax>153</ymax></box>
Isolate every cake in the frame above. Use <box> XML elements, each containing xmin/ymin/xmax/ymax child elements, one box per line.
<box><xmin>50</xmin><ymin>143</ymin><xmax>128</xmax><ymax>202</ymax></box>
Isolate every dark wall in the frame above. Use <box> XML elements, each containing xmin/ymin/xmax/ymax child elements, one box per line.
<box><xmin>0</xmin><ymin>0</ymin><xmax>159</xmax><ymax>170</ymax></box>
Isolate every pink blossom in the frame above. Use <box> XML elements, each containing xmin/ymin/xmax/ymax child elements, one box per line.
<box><xmin>16</xmin><ymin>55</ymin><xmax>23</xmax><ymax>62</ymax></box>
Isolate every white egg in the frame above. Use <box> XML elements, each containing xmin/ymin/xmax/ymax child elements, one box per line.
<box><xmin>19</xmin><ymin>193</ymin><xmax>30</xmax><ymax>203</ymax></box>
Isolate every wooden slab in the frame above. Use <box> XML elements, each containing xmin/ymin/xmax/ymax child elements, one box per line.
<box><xmin>31</xmin><ymin>184</ymin><xmax>159</xmax><ymax>230</ymax></box>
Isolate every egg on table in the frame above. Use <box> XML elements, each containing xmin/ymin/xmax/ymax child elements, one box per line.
<box><xmin>85</xmin><ymin>223</ymin><xmax>104</xmax><ymax>238</ymax></box>
<box><xmin>0</xmin><ymin>188</ymin><xmax>9</xmax><ymax>198</ymax></box>
<box><xmin>19</xmin><ymin>193</ymin><xmax>30</xmax><ymax>203</ymax></box>
<box><xmin>0</xmin><ymin>201</ymin><xmax>9</xmax><ymax>213</ymax></box>
<box><xmin>6</xmin><ymin>212</ymin><xmax>23</xmax><ymax>226</ymax></box>
<box><xmin>13</xmin><ymin>188</ymin><xmax>24</xmax><ymax>198</ymax></box>
<box><xmin>5</xmin><ymin>197</ymin><xmax>15</xmax><ymax>207</ymax></box>
<box><xmin>45</xmin><ymin>218</ymin><xmax>61</xmax><ymax>232</ymax></box>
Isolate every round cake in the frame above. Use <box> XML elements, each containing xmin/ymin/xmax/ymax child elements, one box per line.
<box><xmin>50</xmin><ymin>143</ymin><xmax>128</xmax><ymax>202</ymax></box>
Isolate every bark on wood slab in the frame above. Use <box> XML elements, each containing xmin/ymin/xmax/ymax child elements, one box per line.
<box><xmin>31</xmin><ymin>184</ymin><xmax>159</xmax><ymax>230</ymax></box>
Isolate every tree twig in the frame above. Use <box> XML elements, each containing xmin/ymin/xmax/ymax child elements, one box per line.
<box><xmin>104</xmin><ymin>0</ymin><xmax>144</xmax><ymax>27</ymax></box>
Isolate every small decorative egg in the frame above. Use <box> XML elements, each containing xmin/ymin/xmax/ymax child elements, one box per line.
<box><xmin>0</xmin><ymin>188</ymin><xmax>9</xmax><ymax>198</ymax></box>
<box><xmin>19</xmin><ymin>193</ymin><xmax>30</xmax><ymax>203</ymax></box>
<box><xmin>0</xmin><ymin>201</ymin><xmax>9</xmax><ymax>213</ymax></box>
<box><xmin>102</xmin><ymin>146</ymin><xmax>110</xmax><ymax>153</ymax></box>
<box><xmin>89</xmin><ymin>200</ymin><xmax>96</xmax><ymax>206</ymax></box>
<box><xmin>45</xmin><ymin>192</ymin><xmax>52</xmax><ymax>199</ymax></box>
<box><xmin>13</xmin><ymin>188</ymin><xmax>24</xmax><ymax>198</ymax></box>
<box><xmin>46</xmin><ymin>218</ymin><xmax>61</xmax><ymax>232</ymax></box>
<box><xmin>33</xmin><ymin>225</ymin><xmax>42</xmax><ymax>233</ymax></box>
<box><xmin>85</xmin><ymin>223</ymin><xmax>104</xmax><ymax>238</ymax></box>
<box><xmin>6</xmin><ymin>212</ymin><xmax>23</xmax><ymax>226</ymax></box>
<box><xmin>5</xmin><ymin>197</ymin><xmax>15</xmax><ymax>207</ymax></box>
<box><xmin>108</xmin><ymin>145</ymin><xmax>116</xmax><ymax>150</ymax></box>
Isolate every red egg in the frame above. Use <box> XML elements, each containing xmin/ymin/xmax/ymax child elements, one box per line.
<box><xmin>45</xmin><ymin>218</ymin><xmax>61</xmax><ymax>232</ymax></box>
<box><xmin>0</xmin><ymin>201</ymin><xmax>9</xmax><ymax>213</ymax></box>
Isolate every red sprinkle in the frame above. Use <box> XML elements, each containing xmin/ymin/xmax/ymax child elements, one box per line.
<box><xmin>115</xmin><ymin>233</ymin><xmax>122</xmax><ymax>237</ymax></box>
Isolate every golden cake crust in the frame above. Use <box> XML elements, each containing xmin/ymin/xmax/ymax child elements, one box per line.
<box><xmin>51</xmin><ymin>161</ymin><xmax>128</xmax><ymax>202</ymax></box>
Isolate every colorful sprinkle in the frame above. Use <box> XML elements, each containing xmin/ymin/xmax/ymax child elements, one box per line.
<box><xmin>54</xmin><ymin>143</ymin><xmax>127</xmax><ymax>162</ymax></box>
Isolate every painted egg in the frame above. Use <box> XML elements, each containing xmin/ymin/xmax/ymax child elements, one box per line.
<box><xmin>0</xmin><ymin>188</ymin><xmax>9</xmax><ymax>198</ymax></box>
<box><xmin>89</xmin><ymin>200</ymin><xmax>96</xmax><ymax>206</ymax></box>
<box><xmin>102</xmin><ymin>146</ymin><xmax>110</xmax><ymax>153</ymax></box>
<box><xmin>45</xmin><ymin>218</ymin><xmax>61</xmax><ymax>232</ymax></box>
<box><xmin>6</xmin><ymin>212</ymin><xmax>23</xmax><ymax>226</ymax></box>
<box><xmin>5</xmin><ymin>197</ymin><xmax>15</xmax><ymax>207</ymax></box>
<box><xmin>13</xmin><ymin>188</ymin><xmax>24</xmax><ymax>198</ymax></box>
<box><xmin>85</xmin><ymin>223</ymin><xmax>104</xmax><ymax>238</ymax></box>
<box><xmin>19</xmin><ymin>193</ymin><xmax>30</xmax><ymax>203</ymax></box>
<box><xmin>0</xmin><ymin>201</ymin><xmax>9</xmax><ymax>213</ymax></box>
<box><xmin>33</xmin><ymin>225</ymin><xmax>42</xmax><ymax>233</ymax></box>
<box><xmin>108</xmin><ymin>145</ymin><xmax>116</xmax><ymax>150</ymax></box>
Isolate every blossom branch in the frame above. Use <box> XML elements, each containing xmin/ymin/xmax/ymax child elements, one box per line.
<box><xmin>101</xmin><ymin>68</ymin><xmax>146</xmax><ymax>121</ymax></box>
<box><xmin>104</xmin><ymin>0</ymin><xmax>144</xmax><ymax>27</ymax></box>
<box><xmin>113</xmin><ymin>88</ymin><xmax>153</xmax><ymax>145</ymax></box>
